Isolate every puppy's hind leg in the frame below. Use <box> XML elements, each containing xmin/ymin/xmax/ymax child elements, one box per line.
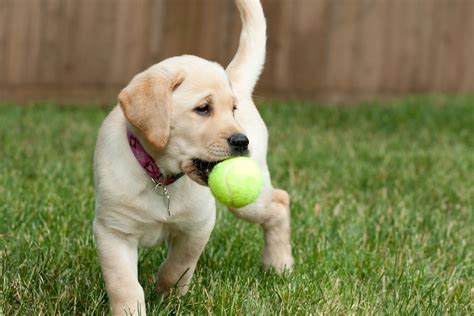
<box><xmin>228</xmin><ymin>174</ymin><xmax>294</xmax><ymax>274</ymax></box>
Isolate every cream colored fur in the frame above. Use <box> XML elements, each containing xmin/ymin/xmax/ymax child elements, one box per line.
<box><xmin>93</xmin><ymin>1</ymin><xmax>293</xmax><ymax>314</ymax></box>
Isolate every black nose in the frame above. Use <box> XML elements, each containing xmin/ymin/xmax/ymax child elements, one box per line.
<box><xmin>228</xmin><ymin>133</ymin><xmax>249</xmax><ymax>151</ymax></box>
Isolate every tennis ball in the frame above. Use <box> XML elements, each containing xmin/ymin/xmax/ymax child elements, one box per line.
<box><xmin>208</xmin><ymin>157</ymin><xmax>264</xmax><ymax>208</ymax></box>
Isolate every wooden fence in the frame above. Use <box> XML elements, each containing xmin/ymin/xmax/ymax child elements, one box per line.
<box><xmin>1</xmin><ymin>0</ymin><xmax>473</xmax><ymax>104</ymax></box>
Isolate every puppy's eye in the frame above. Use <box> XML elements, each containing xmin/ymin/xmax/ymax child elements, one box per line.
<box><xmin>233</xmin><ymin>105</ymin><xmax>238</xmax><ymax>112</ymax></box>
<box><xmin>194</xmin><ymin>104</ymin><xmax>210</xmax><ymax>116</ymax></box>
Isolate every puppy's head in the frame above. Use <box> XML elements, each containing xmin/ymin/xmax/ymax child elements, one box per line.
<box><xmin>119</xmin><ymin>55</ymin><xmax>248</xmax><ymax>186</ymax></box>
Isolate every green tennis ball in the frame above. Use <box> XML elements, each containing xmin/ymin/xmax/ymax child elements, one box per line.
<box><xmin>208</xmin><ymin>157</ymin><xmax>264</xmax><ymax>208</ymax></box>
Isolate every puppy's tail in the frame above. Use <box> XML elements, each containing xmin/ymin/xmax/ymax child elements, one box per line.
<box><xmin>226</xmin><ymin>0</ymin><xmax>266</xmax><ymax>96</ymax></box>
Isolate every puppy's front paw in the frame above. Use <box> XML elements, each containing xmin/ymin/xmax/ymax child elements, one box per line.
<box><xmin>263</xmin><ymin>247</ymin><xmax>294</xmax><ymax>274</ymax></box>
<box><xmin>156</xmin><ymin>280</ymin><xmax>190</xmax><ymax>296</ymax></box>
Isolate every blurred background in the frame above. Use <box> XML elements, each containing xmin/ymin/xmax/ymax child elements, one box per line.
<box><xmin>0</xmin><ymin>0</ymin><xmax>473</xmax><ymax>104</ymax></box>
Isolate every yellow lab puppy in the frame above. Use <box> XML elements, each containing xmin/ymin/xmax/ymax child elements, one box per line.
<box><xmin>93</xmin><ymin>0</ymin><xmax>293</xmax><ymax>314</ymax></box>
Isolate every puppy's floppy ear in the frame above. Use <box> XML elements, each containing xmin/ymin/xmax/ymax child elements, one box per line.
<box><xmin>118</xmin><ymin>70</ymin><xmax>184</xmax><ymax>151</ymax></box>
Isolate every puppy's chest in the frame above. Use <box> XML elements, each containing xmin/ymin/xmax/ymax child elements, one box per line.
<box><xmin>133</xmin><ymin>190</ymin><xmax>186</xmax><ymax>247</ymax></box>
<box><xmin>137</xmin><ymin>183</ymin><xmax>207</xmax><ymax>223</ymax></box>
<box><xmin>118</xmin><ymin>180</ymin><xmax>212</xmax><ymax>246</ymax></box>
<box><xmin>138</xmin><ymin>186</ymin><xmax>186</xmax><ymax>221</ymax></box>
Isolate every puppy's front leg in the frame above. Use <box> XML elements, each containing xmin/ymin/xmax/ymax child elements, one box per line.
<box><xmin>157</xmin><ymin>229</ymin><xmax>212</xmax><ymax>295</ymax></box>
<box><xmin>93</xmin><ymin>220</ymin><xmax>145</xmax><ymax>316</ymax></box>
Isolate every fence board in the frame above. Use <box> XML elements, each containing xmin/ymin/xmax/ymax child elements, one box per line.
<box><xmin>0</xmin><ymin>0</ymin><xmax>472</xmax><ymax>104</ymax></box>
<box><xmin>325</xmin><ymin>0</ymin><xmax>359</xmax><ymax>97</ymax></box>
<box><xmin>463</xmin><ymin>1</ymin><xmax>474</xmax><ymax>91</ymax></box>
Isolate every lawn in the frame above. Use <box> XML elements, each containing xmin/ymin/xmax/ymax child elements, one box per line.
<box><xmin>1</xmin><ymin>96</ymin><xmax>473</xmax><ymax>314</ymax></box>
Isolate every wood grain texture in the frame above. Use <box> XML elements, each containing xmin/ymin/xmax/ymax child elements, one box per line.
<box><xmin>0</xmin><ymin>0</ymin><xmax>472</xmax><ymax>104</ymax></box>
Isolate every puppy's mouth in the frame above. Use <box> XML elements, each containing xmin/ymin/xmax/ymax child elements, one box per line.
<box><xmin>181</xmin><ymin>158</ymin><xmax>224</xmax><ymax>186</ymax></box>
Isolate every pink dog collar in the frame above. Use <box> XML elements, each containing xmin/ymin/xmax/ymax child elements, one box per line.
<box><xmin>127</xmin><ymin>129</ymin><xmax>182</xmax><ymax>186</ymax></box>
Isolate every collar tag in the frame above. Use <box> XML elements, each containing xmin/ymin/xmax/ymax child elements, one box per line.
<box><xmin>152</xmin><ymin>179</ymin><xmax>171</xmax><ymax>215</ymax></box>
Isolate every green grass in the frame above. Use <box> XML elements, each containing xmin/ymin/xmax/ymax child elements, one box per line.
<box><xmin>1</xmin><ymin>95</ymin><xmax>473</xmax><ymax>314</ymax></box>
